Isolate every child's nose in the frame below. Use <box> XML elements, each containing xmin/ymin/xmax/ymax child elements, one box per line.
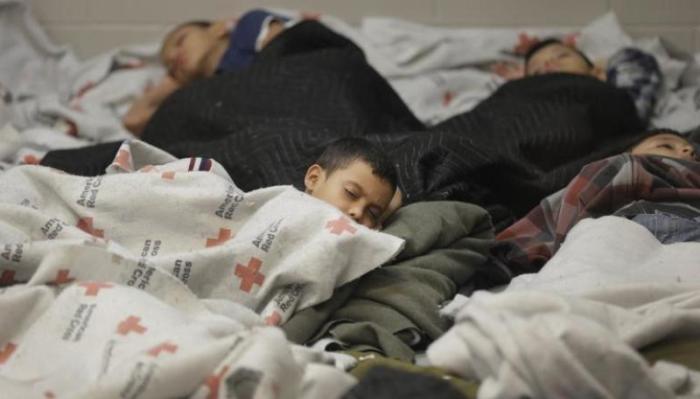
<box><xmin>683</xmin><ymin>146</ymin><xmax>697</xmax><ymax>160</ymax></box>
<box><xmin>346</xmin><ymin>207</ymin><xmax>361</xmax><ymax>222</ymax></box>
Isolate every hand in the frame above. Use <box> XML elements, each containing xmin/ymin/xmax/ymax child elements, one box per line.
<box><xmin>491</xmin><ymin>61</ymin><xmax>525</xmax><ymax>80</ymax></box>
<box><xmin>123</xmin><ymin>75</ymin><xmax>181</xmax><ymax>135</ymax></box>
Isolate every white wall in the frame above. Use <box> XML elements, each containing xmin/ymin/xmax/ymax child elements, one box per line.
<box><xmin>30</xmin><ymin>0</ymin><xmax>700</xmax><ymax>58</ymax></box>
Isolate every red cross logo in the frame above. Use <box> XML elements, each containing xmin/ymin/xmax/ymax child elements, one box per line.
<box><xmin>206</xmin><ymin>228</ymin><xmax>233</xmax><ymax>247</ymax></box>
<box><xmin>0</xmin><ymin>342</ymin><xmax>17</xmax><ymax>365</ymax></box>
<box><xmin>161</xmin><ymin>171</ymin><xmax>175</xmax><ymax>180</ymax></box>
<box><xmin>117</xmin><ymin>315</ymin><xmax>147</xmax><ymax>336</ymax></box>
<box><xmin>264</xmin><ymin>311</ymin><xmax>282</xmax><ymax>326</ymax></box>
<box><xmin>65</xmin><ymin>119</ymin><xmax>78</xmax><ymax>137</ymax></box>
<box><xmin>147</xmin><ymin>342</ymin><xmax>178</xmax><ymax>357</ymax></box>
<box><xmin>513</xmin><ymin>32</ymin><xmax>541</xmax><ymax>55</ymax></box>
<box><xmin>442</xmin><ymin>91</ymin><xmax>454</xmax><ymax>107</ymax></box>
<box><xmin>113</xmin><ymin>149</ymin><xmax>132</xmax><ymax>171</ymax></box>
<box><xmin>204</xmin><ymin>365</ymin><xmax>229</xmax><ymax>399</ymax></box>
<box><xmin>79</xmin><ymin>282</ymin><xmax>113</xmax><ymax>296</ymax></box>
<box><xmin>325</xmin><ymin>216</ymin><xmax>357</xmax><ymax>235</ymax></box>
<box><xmin>49</xmin><ymin>269</ymin><xmax>74</xmax><ymax>286</ymax></box>
<box><xmin>234</xmin><ymin>257</ymin><xmax>265</xmax><ymax>293</ymax></box>
<box><xmin>22</xmin><ymin>154</ymin><xmax>40</xmax><ymax>165</ymax></box>
<box><xmin>563</xmin><ymin>32</ymin><xmax>579</xmax><ymax>47</ymax></box>
<box><xmin>76</xmin><ymin>217</ymin><xmax>104</xmax><ymax>238</ymax></box>
<box><xmin>0</xmin><ymin>270</ymin><xmax>17</xmax><ymax>285</ymax></box>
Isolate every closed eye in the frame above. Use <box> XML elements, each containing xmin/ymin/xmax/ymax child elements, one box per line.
<box><xmin>175</xmin><ymin>33</ymin><xmax>186</xmax><ymax>47</ymax></box>
<box><xmin>345</xmin><ymin>189</ymin><xmax>359</xmax><ymax>199</ymax></box>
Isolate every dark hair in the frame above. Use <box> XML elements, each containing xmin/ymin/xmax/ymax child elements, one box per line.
<box><xmin>316</xmin><ymin>137</ymin><xmax>398</xmax><ymax>190</ymax></box>
<box><xmin>627</xmin><ymin>128</ymin><xmax>687</xmax><ymax>151</ymax></box>
<box><xmin>524</xmin><ymin>38</ymin><xmax>594</xmax><ymax>72</ymax></box>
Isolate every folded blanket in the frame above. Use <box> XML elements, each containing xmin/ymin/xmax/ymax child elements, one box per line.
<box><xmin>283</xmin><ymin>201</ymin><xmax>499</xmax><ymax>361</ymax></box>
<box><xmin>495</xmin><ymin>154</ymin><xmax>700</xmax><ymax>274</ymax></box>
<box><xmin>431</xmin><ymin>216</ymin><xmax>700</xmax><ymax>399</ymax></box>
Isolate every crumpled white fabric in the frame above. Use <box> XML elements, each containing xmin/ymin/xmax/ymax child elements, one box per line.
<box><xmin>321</xmin><ymin>11</ymin><xmax>700</xmax><ymax>128</ymax></box>
<box><xmin>0</xmin><ymin>139</ymin><xmax>404</xmax><ymax>324</ymax></box>
<box><xmin>0</xmin><ymin>139</ymin><xmax>407</xmax><ymax>398</ymax></box>
<box><xmin>0</xmin><ymin>0</ymin><xmax>163</xmax><ymax>164</ymax></box>
<box><xmin>432</xmin><ymin>216</ymin><xmax>700</xmax><ymax>398</ymax></box>
<box><xmin>0</xmin><ymin>264</ymin><xmax>356</xmax><ymax>399</ymax></box>
<box><xmin>4</xmin><ymin>2</ymin><xmax>700</xmax><ymax>164</ymax></box>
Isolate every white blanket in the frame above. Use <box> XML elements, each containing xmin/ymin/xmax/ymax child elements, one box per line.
<box><xmin>0</xmin><ymin>139</ymin><xmax>405</xmax><ymax>398</ymax></box>
<box><xmin>0</xmin><ymin>0</ymin><xmax>162</xmax><ymax>166</ymax></box>
<box><xmin>321</xmin><ymin>12</ymin><xmax>700</xmax><ymax>129</ymax></box>
<box><xmin>432</xmin><ymin>216</ymin><xmax>700</xmax><ymax>398</ymax></box>
<box><xmin>3</xmin><ymin>4</ymin><xmax>700</xmax><ymax>168</ymax></box>
<box><xmin>0</xmin><ymin>139</ymin><xmax>404</xmax><ymax>321</ymax></box>
<box><xmin>0</xmin><ymin>265</ymin><xmax>356</xmax><ymax>399</ymax></box>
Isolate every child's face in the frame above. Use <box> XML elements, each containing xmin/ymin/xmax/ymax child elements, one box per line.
<box><xmin>160</xmin><ymin>24</ymin><xmax>220</xmax><ymax>84</ymax></box>
<box><xmin>304</xmin><ymin>160</ymin><xmax>395</xmax><ymax>229</ymax></box>
<box><xmin>526</xmin><ymin>43</ymin><xmax>593</xmax><ymax>76</ymax></box>
<box><xmin>631</xmin><ymin>133</ymin><xmax>697</xmax><ymax>161</ymax></box>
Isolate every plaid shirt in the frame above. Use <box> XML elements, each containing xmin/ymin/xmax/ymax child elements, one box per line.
<box><xmin>493</xmin><ymin>154</ymin><xmax>700</xmax><ymax>274</ymax></box>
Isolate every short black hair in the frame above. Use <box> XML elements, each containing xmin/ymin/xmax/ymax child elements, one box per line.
<box><xmin>316</xmin><ymin>137</ymin><xmax>398</xmax><ymax>190</ymax></box>
<box><xmin>524</xmin><ymin>38</ymin><xmax>594</xmax><ymax>72</ymax></box>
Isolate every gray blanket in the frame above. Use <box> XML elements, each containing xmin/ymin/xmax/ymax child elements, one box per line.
<box><xmin>283</xmin><ymin>201</ymin><xmax>500</xmax><ymax>361</ymax></box>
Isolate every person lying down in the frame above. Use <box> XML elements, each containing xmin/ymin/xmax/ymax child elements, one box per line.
<box><xmin>493</xmin><ymin>128</ymin><xmax>700</xmax><ymax>274</ymax></box>
<box><xmin>0</xmin><ymin>137</ymin><xmax>405</xmax><ymax>327</ymax></box>
<box><xmin>123</xmin><ymin>9</ymin><xmax>292</xmax><ymax>135</ymax></box>
<box><xmin>0</xmin><ymin>138</ymin><xmax>413</xmax><ymax>399</ymax></box>
<box><xmin>495</xmin><ymin>37</ymin><xmax>662</xmax><ymax>124</ymax></box>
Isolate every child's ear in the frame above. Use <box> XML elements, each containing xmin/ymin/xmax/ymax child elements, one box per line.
<box><xmin>304</xmin><ymin>164</ymin><xmax>325</xmax><ymax>193</ymax></box>
<box><xmin>379</xmin><ymin>188</ymin><xmax>403</xmax><ymax>225</ymax></box>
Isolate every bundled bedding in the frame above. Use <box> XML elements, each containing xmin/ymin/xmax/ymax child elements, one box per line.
<box><xmin>0</xmin><ymin>139</ymin><xmax>405</xmax><ymax>398</ymax></box>
<box><xmin>4</xmin><ymin>1</ymin><xmax>700</xmax><ymax>398</ymax></box>
<box><xmin>494</xmin><ymin>153</ymin><xmax>700</xmax><ymax>274</ymax></box>
<box><xmin>45</xmin><ymin>21</ymin><xmax>645</xmax><ymax>230</ymax></box>
<box><xmin>435</xmin><ymin>216</ymin><xmax>700</xmax><ymax>398</ymax></box>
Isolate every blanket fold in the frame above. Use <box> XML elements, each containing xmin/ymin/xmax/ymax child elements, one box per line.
<box><xmin>495</xmin><ymin>154</ymin><xmax>700</xmax><ymax>274</ymax></box>
<box><xmin>283</xmin><ymin>201</ymin><xmax>498</xmax><ymax>361</ymax></box>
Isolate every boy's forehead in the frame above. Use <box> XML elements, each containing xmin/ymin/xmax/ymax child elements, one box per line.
<box><xmin>162</xmin><ymin>24</ymin><xmax>203</xmax><ymax>50</ymax></box>
<box><xmin>531</xmin><ymin>43</ymin><xmax>572</xmax><ymax>60</ymax></box>
<box><xmin>335</xmin><ymin>161</ymin><xmax>393</xmax><ymax>197</ymax></box>
<box><xmin>646</xmin><ymin>133</ymin><xmax>688</xmax><ymax>143</ymax></box>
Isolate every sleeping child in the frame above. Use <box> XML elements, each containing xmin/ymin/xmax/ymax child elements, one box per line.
<box><xmin>304</xmin><ymin>137</ymin><xmax>402</xmax><ymax>229</ymax></box>
<box><xmin>123</xmin><ymin>9</ymin><xmax>291</xmax><ymax>135</ymax></box>
<box><xmin>493</xmin><ymin>128</ymin><xmax>700</xmax><ymax>274</ymax></box>
<box><xmin>629</xmin><ymin>128</ymin><xmax>697</xmax><ymax>161</ymax></box>
<box><xmin>523</xmin><ymin>38</ymin><xmax>662</xmax><ymax>123</ymax></box>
